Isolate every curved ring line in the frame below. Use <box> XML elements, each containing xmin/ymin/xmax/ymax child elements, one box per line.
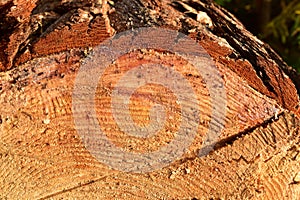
<box><xmin>72</xmin><ymin>27</ymin><xmax>227</xmax><ymax>173</ymax></box>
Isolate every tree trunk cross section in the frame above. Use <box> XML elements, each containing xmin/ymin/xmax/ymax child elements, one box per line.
<box><xmin>0</xmin><ymin>0</ymin><xmax>299</xmax><ymax>199</ymax></box>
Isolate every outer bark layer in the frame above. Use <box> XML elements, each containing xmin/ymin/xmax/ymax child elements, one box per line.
<box><xmin>0</xmin><ymin>0</ymin><xmax>299</xmax><ymax>199</ymax></box>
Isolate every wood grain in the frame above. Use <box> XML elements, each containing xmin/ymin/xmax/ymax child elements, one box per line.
<box><xmin>0</xmin><ymin>0</ymin><xmax>299</xmax><ymax>199</ymax></box>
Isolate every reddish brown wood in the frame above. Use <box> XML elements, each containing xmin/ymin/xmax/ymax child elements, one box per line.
<box><xmin>0</xmin><ymin>0</ymin><xmax>299</xmax><ymax>199</ymax></box>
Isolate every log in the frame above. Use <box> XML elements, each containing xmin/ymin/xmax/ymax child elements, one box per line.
<box><xmin>0</xmin><ymin>0</ymin><xmax>299</xmax><ymax>199</ymax></box>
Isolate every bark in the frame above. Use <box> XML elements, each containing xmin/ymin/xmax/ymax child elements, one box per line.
<box><xmin>0</xmin><ymin>0</ymin><xmax>299</xmax><ymax>199</ymax></box>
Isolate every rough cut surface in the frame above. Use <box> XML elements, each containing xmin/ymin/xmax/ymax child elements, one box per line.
<box><xmin>0</xmin><ymin>0</ymin><xmax>299</xmax><ymax>199</ymax></box>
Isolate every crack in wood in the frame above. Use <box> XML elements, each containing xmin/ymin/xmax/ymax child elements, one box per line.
<box><xmin>37</xmin><ymin>175</ymin><xmax>113</xmax><ymax>200</ymax></box>
<box><xmin>213</xmin><ymin>112</ymin><xmax>285</xmax><ymax>151</ymax></box>
<box><xmin>168</xmin><ymin>112</ymin><xmax>288</xmax><ymax>168</ymax></box>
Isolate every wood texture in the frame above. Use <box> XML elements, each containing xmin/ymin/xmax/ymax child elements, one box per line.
<box><xmin>0</xmin><ymin>0</ymin><xmax>299</xmax><ymax>199</ymax></box>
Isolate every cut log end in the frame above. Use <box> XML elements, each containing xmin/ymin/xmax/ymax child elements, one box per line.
<box><xmin>0</xmin><ymin>0</ymin><xmax>299</xmax><ymax>199</ymax></box>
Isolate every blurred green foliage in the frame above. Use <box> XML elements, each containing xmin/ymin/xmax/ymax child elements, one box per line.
<box><xmin>214</xmin><ymin>0</ymin><xmax>232</xmax><ymax>6</ymax></box>
<box><xmin>214</xmin><ymin>0</ymin><xmax>300</xmax><ymax>72</ymax></box>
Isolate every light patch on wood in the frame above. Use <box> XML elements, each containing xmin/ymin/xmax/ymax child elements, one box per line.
<box><xmin>175</xmin><ymin>0</ymin><xmax>213</xmax><ymax>28</ymax></box>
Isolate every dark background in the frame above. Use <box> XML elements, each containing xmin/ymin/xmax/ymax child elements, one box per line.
<box><xmin>214</xmin><ymin>0</ymin><xmax>300</xmax><ymax>72</ymax></box>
